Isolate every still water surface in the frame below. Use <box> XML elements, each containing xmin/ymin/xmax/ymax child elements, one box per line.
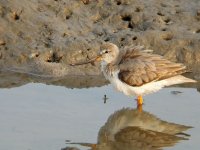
<box><xmin>0</xmin><ymin>82</ymin><xmax>200</xmax><ymax>150</ymax></box>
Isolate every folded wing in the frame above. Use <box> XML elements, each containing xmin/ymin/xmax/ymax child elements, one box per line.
<box><xmin>118</xmin><ymin>47</ymin><xmax>187</xmax><ymax>86</ymax></box>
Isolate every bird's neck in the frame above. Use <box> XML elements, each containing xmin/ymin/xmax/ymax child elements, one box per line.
<box><xmin>101</xmin><ymin>61</ymin><xmax>115</xmax><ymax>69</ymax></box>
<box><xmin>101</xmin><ymin>61</ymin><xmax>118</xmax><ymax>78</ymax></box>
<box><xmin>101</xmin><ymin>61</ymin><xmax>108</xmax><ymax>72</ymax></box>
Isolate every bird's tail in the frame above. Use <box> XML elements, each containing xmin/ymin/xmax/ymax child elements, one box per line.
<box><xmin>164</xmin><ymin>75</ymin><xmax>196</xmax><ymax>87</ymax></box>
<box><xmin>177</xmin><ymin>75</ymin><xmax>196</xmax><ymax>83</ymax></box>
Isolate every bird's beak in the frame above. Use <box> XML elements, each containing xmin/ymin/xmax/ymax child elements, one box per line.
<box><xmin>70</xmin><ymin>55</ymin><xmax>102</xmax><ymax>66</ymax></box>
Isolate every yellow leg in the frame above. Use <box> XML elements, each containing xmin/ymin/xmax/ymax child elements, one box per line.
<box><xmin>137</xmin><ymin>95</ymin><xmax>143</xmax><ymax>106</ymax></box>
<box><xmin>137</xmin><ymin>104</ymin><xmax>143</xmax><ymax>112</ymax></box>
<box><xmin>137</xmin><ymin>95</ymin><xmax>143</xmax><ymax>112</ymax></box>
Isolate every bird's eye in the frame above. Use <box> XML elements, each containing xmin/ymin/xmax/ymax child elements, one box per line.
<box><xmin>104</xmin><ymin>50</ymin><xmax>108</xmax><ymax>54</ymax></box>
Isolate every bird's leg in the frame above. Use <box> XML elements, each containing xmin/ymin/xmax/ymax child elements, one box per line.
<box><xmin>137</xmin><ymin>104</ymin><xmax>143</xmax><ymax>112</ymax></box>
<box><xmin>137</xmin><ymin>95</ymin><xmax>143</xmax><ymax>106</ymax></box>
<box><xmin>137</xmin><ymin>95</ymin><xmax>143</xmax><ymax>112</ymax></box>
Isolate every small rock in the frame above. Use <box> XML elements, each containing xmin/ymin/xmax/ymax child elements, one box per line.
<box><xmin>81</xmin><ymin>0</ymin><xmax>90</xmax><ymax>4</ymax></box>
<box><xmin>0</xmin><ymin>40</ymin><xmax>6</xmax><ymax>45</ymax></box>
<box><xmin>64</xmin><ymin>8</ymin><xmax>73</xmax><ymax>20</ymax></box>
<box><xmin>29</xmin><ymin>52</ymin><xmax>40</xmax><ymax>58</ymax></box>
<box><xmin>12</xmin><ymin>11</ymin><xmax>20</xmax><ymax>20</ymax></box>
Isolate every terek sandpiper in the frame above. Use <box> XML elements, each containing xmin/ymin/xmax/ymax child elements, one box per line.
<box><xmin>71</xmin><ymin>43</ymin><xmax>196</xmax><ymax>106</ymax></box>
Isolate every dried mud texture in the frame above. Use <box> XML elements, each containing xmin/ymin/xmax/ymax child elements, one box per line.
<box><xmin>0</xmin><ymin>0</ymin><xmax>200</xmax><ymax>88</ymax></box>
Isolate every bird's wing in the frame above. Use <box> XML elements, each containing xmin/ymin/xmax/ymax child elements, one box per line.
<box><xmin>118</xmin><ymin>47</ymin><xmax>187</xmax><ymax>86</ymax></box>
<box><xmin>114</xmin><ymin>126</ymin><xmax>187</xmax><ymax>149</ymax></box>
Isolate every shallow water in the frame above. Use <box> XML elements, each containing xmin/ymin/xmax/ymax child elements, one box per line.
<box><xmin>0</xmin><ymin>78</ymin><xmax>200</xmax><ymax>150</ymax></box>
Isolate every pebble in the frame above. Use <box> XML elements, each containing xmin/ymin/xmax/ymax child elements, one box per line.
<box><xmin>0</xmin><ymin>40</ymin><xmax>5</xmax><ymax>45</ymax></box>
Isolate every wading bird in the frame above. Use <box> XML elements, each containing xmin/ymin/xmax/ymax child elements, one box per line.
<box><xmin>71</xmin><ymin>43</ymin><xmax>196</xmax><ymax>107</ymax></box>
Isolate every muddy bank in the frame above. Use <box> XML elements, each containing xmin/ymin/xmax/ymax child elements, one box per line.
<box><xmin>0</xmin><ymin>0</ymin><xmax>200</xmax><ymax>87</ymax></box>
<box><xmin>0</xmin><ymin>71</ymin><xmax>108</xmax><ymax>89</ymax></box>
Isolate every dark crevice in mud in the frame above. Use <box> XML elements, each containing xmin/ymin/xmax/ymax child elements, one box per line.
<box><xmin>13</xmin><ymin>14</ymin><xmax>20</xmax><ymax>20</ymax></box>
<box><xmin>195</xmin><ymin>29</ymin><xmax>200</xmax><ymax>33</ymax></box>
<box><xmin>132</xmin><ymin>36</ymin><xmax>137</xmax><ymax>40</ymax></box>
<box><xmin>120</xmin><ymin>37</ymin><xmax>125</xmax><ymax>41</ymax></box>
<box><xmin>164</xmin><ymin>18</ymin><xmax>171</xmax><ymax>24</ymax></box>
<box><xmin>121</xmin><ymin>14</ymin><xmax>134</xmax><ymax>29</ymax></box>
<box><xmin>135</xmin><ymin>7</ymin><xmax>141</xmax><ymax>12</ymax></box>
<box><xmin>128</xmin><ymin>22</ymin><xmax>134</xmax><ymax>29</ymax></box>
<box><xmin>12</xmin><ymin>12</ymin><xmax>20</xmax><ymax>20</ymax></box>
<box><xmin>157</xmin><ymin>12</ymin><xmax>165</xmax><ymax>16</ymax></box>
<box><xmin>162</xmin><ymin>28</ymin><xmax>167</xmax><ymax>31</ymax></box>
<box><xmin>116</xmin><ymin>1</ymin><xmax>121</xmax><ymax>5</ymax></box>
<box><xmin>46</xmin><ymin>52</ymin><xmax>63</xmax><ymax>63</ymax></box>
<box><xmin>65</xmin><ymin>15</ymin><xmax>71</xmax><ymax>20</ymax></box>
<box><xmin>104</xmin><ymin>37</ymin><xmax>110</xmax><ymax>42</ymax></box>
<box><xmin>121</xmin><ymin>15</ymin><xmax>132</xmax><ymax>22</ymax></box>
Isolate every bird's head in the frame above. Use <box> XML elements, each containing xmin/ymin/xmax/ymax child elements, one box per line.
<box><xmin>99</xmin><ymin>42</ymin><xmax>119</xmax><ymax>64</ymax></box>
<box><xmin>70</xmin><ymin>42</ymin><xmax>120</xmax><ymax>66</ymax></box>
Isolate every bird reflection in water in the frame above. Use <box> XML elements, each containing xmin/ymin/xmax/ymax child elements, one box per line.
<box><xmin>64</xmin><ymin>108</ymin><xmax>191</xmax><ymax>150</ymax></box>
